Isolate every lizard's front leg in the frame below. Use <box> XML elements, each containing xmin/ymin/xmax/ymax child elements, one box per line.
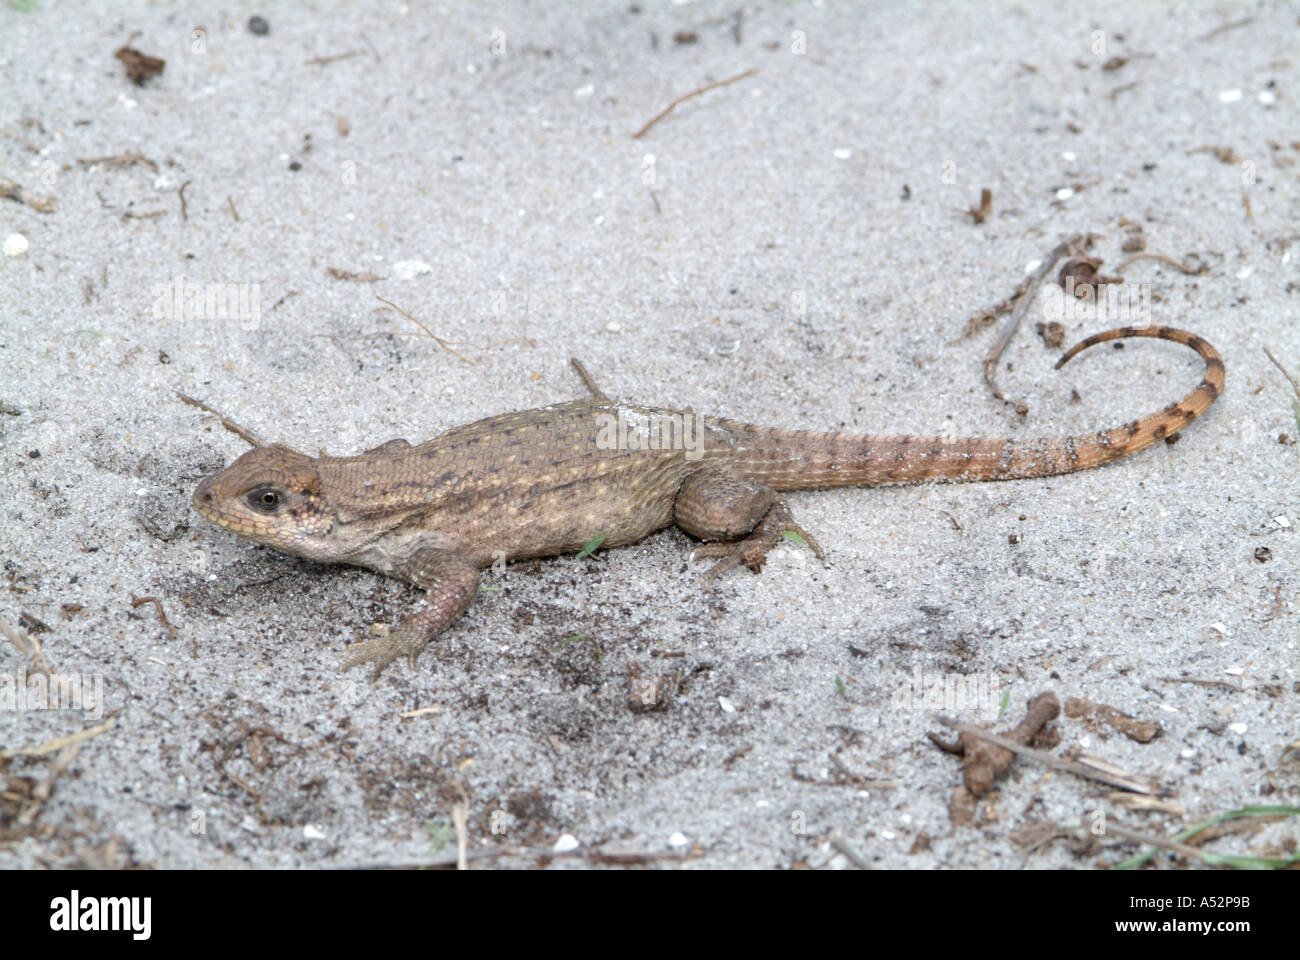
<box><xmin>340</xmin><ymin>548</ymin><xmax>479</xmax><ymax>680</ymax></box>
<box><xmin>673</xmin><ymin>469</ymin><xmax>824</xmax><ymax>584</ymax></box>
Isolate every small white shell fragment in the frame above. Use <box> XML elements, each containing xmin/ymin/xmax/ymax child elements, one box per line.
<box><xmin>1229</xmin><ymin>723</ymin><xmax>1247</xmax><ymax>735</ymax></box>
<box><xmin>718</xmin><ymin>696</ymin><xmax>736</xmax><ymax>713</ymax></box>
<box><xmin>1259</xmin><ymin>90</ymin><xmax>1276</xmax><ymax>105</ymax></box>
<box><xmin>1224</xmin><ymin>667</ymin><xmax>1244</xmax><ymax>676</ymax></box>
<box><xmin>1218</xmin><ymin>89</ymin><xmax>1242</xmax><ymax>102</ymax></box>
<box><xmin>1210</xmin><ymin>622</ymin><xmax>1228</xmax><ymax>635</ymax></box>
<box><xmin>605</xmin><ymin>320</ymin><xmax>620</xmax><ymax>332</ymax></box>
<box><xmin>574</xmin><ymin>83</ymin><xmax>594</xmax><ymax>98</ymax></box>
<box><xmin>1055</xmin><ymin>187</ymin><xmax>1074</xmax><ymax>200</ymax></box>
<box><xmin>833</xmin><ymin>148</ymin><xmax>851</xmax><ymax>159</ymax></box>
<box><xmin>1273</xmin><ymin>515</ymin><xmax>1291</xmax><ymax>528</ymax></box>
<box><xmin>3</xmin><ymin>233</ymin><xmax>28</xmax><ymax>257</ymax></box>
<box><xmin>1180</xmin><ymin>748</ymin><xmax>1196</xmax><ymax>758</ymax></box>
<box><xmin>1235</xmin><ymin>266</ymin><xmax>1254</xmax><ymax>279</ymax></box>
<box><xmin>303</xmin><ymin>824</ymin><xmax>326</xmax><ymax>840</ymax></box>
<box><xmin>553</xmin><ymin>833</ymin><xmax>580</xmax><ymax>853</ymax></box>
<box><xmin>1061</xmin><ymin>151</ymin><xmax>1076</xmax><ymax>161</ymax></box>
<box><xmin>668</xmin><ymin>832</ymin><xmax>689</xmax><ymax>847</ymax></box>
<box><xmin>393</xmin><ymin>259</ymin><xmax>433</xmax><ymax>279</ymax></box>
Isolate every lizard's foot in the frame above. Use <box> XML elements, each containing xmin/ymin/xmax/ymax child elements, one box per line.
<box><xmin>341</xmin><ymin>627</ymin><xmax>430</xmax><ymax>681</ymax></box>
<box><xmin>692</xmin><ymin>501</ymin><xmax>824</xmax><ymax>585</ymax></box>
<box><xmin>338</xmin><ymin>549</ymin><xmax>479</xmax><ymax>681</ymax></box>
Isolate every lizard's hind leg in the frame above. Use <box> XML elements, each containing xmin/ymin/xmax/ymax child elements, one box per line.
<box><xmin>674</xmin><ymin>469</ymin><xmax>824</xmax><ymax>584</ymax></box>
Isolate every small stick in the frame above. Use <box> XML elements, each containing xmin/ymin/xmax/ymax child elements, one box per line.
<box><xmin>2</xmin><ymin>715</ymin><xmax>118</xmax><ymax>760</ymax></box>
<box><xmin>570</xmin><ymin>358</ymin><xmax>609</xmax><ymax>400</ymax></box>
<box><xmin>17</xmin><ymin>743</ymin><xmax>82</xmax><ymax>827</ymax></box>
<box><xmin>1158</xmin><ymin>675</ymin><xmax>1247</xmax><ymax>693</ymax></box>
<box><xmin>335</xmin><ymin>844</ymin><xmax>701</xmax><ymax>869</ymax></box>
<box><xmin>130</xmin><ymin>594</ymin><xmax>178</xmax><ymax>640</ymax></box>
<box><xmin>0</xmin><ymin>618</ymin><xmax>55</xmax><ymax>678</ymax></box>
<box><xmin>632</xmin><ymin>67</ymin><xmax>758</xmax><ymax>139</ymax></box>
<box><xmin>178</xmin><ymin>179</ymin><xmax>191</xmax><ymax>221</ymax></box>
<box><xmin>1101</xmin><ymin>821</ymin><xmax>1207</xmax><ymax>861</ymax></box>
<box><xmin>1113</xmin><ymin>251</ymin><xmax>1205</xmax><ymax>275</ymax></box>
<box><xmin>174</xmin><ymin>391</ymin><xmax>268</xmax><ymax>447</ymax></box>
<box><xmin>451</xmin><ymin>804</ymin><xmax>470</xmax><ymax>871</ymax></box>
<box><xmin>1264</xmin><ymin>347</ymin><xmax>1300</xmax><ymax>405</ymax></box>
<box><xmin>828</xmin><ymin>835</ymin><xmax>872</xmax><ymax>870</ymax></box>
<box><xmin>305</xmin><ymin>50</ymin><xmax>362</xmax><ymax>66</ymax></box>
<box><xmin>375</xmin><ymin>296</ymin><xmax>474</xmax><ymax>364</ymax></box>
<box><xmin>1199</xmin><ymin>17</ymin><xmax>1253</xmax><ymax>41</ymax></box>
<box><xmin>938</xmin><ymin>716</ymin><xmax>1155</xmax><ymax>793</ymax></box>
<box><xmin>983</xmin><ymin>234</ymin><xmax>1084</xmax><ymax>414</ymax></box>
<box><xmin>227</xmin><ymin>195</ymin><xmax>239</xmax><ymax>221</ymax></box>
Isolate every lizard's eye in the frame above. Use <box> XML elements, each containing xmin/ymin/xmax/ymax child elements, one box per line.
<box><xmin>248</xmin><ymin>488</ymin><xmax>282</xmax><ymax>512</ymax></box>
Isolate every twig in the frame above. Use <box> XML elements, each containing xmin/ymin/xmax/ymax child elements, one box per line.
<box><xmin>174</xmin><ymin>391</ymin><xmax>268</xmax><ymax>447</ymax></box>
<box><xmin>938</xmin><ymin>716</ymin><xmax>1155</xmax><ymax>793</ymax></box>
<box><xmin>1103</xmin><ymin>821</ymin><xmax>1206</xmax><ymax>860</ymax></box>
<box><xmin>1157</xmin><ymin>675</ymin><xmax>1246</xmax><ymax>693</ymax></box>
<box><xmin>305</xmin><ymin>50</ymin><xmax>362</xmax><ymax>66</ymax></box>
<box><xmin>177</xmin><ymin>179</ymin><xmax>191</xmax><ymax>221</ymax></box>
<box><xmin>828</xmin><ymin>835</ymin><xmax>872</xmax><ymax>870</ymax></box>
<box><xmin>632</xmin><ymin>67</ymin><xmax>759</xmax><ymax>139</ymax></box>
<box><xmin>2</xmin><ymin>715</ymin><xmax>118</xmax><ymax>760</ymax></box>
<box><xmin>967</xmin><ymin>187</ymin><xmax>992</xmax><ymax>224</ymax></box>
<box><xmin>1199</xmin><ymin>17</ymin><xmax>1253</xmax><ymax>41</ymax></box>
<box><xmin>1113</xmin><ymin>251</ymin><xmax>1205</xmax><ymax>275</ymax></box>
<box><xmin>1109</xmin><ymin>81</ymin><xmax>1138</xmax><ymax>101</ymax></box>
<box><xmin>983</xmin><ymin>234</ymin><xmax>1085</xmax><ymax>414</ymax></box>
<box><xmin>76</xmin><ymin>150</ymin><xmax>159</xmax><ymax>174</ymax></box>
<box><xmin>452</xmin><ymin>804</ymin><xmax>469</xmax><ymax>871</ymax></box>
<box><xmin>130</xmin><ymin>594</ymin><xmax>179</xmax><ymax>640</ymax></box>
<box><xmin>335</xmin><ymin>844</ymin><xmax>702</xmax><ymax>869</ymax></box>
<box><xmin>374</xmin><ymin>296</ymin><xmax>475</xmax><ymax>365</ymax></box>
<box><xmin>17</xmin><ymin>743</ymin><xmax>83</xmax><ymax>827</ymax></box>
<box><xmin>1</xmin><ymin>126</ymin><xmax>42</xmax><ymax>153</ymax></box>
<box><xmin>0</xmin><ymin>618</ymin><xmax>54</xmax><ymax>677</ymax></box>
<box><xmin>1264</xmin><ymin>347</ymin><xmax>1300</xmax><ymax>405</ymax></box>
<box><xmin>227</xmin><ymin>195</ymin><xmax>240</xmax><ymax>221</ymax></box>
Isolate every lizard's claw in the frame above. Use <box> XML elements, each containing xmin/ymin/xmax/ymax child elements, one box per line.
<box><xmin>693</xmin><ymin>502</ymin><xmax>824</xmax><ymax>585</ymax></box>
<box><xmin>341</xmin><ymin>628</ymin><xmax>429</xmax><ymax>681</ymax></box>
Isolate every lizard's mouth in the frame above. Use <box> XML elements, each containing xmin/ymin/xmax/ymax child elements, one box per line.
<box><xmin>192</xmin><ymin>475</ymin><xmax>246</xmax><ymax>534</ymax></box>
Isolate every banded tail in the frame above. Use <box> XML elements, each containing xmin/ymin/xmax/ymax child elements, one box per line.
<box><xmin>720</xmin><ymin>326</ymin><xmax>1224</xmax><ymax>489</ymax></box>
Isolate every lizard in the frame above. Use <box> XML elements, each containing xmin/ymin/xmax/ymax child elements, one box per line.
<box><xmin>187</xmin><ymin>324</ymin><xmax>1223</xmax><ymax>680</ymax></box>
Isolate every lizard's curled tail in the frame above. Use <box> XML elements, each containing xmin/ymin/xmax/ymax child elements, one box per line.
<box><xmin>722</xmin><ymin>325</ymin><xmax>1224</xmax><ymax>489</ymax></box>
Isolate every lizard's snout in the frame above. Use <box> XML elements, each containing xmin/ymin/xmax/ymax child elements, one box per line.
<box><xmin>192</xmin><ymin>475</ymin><xmax>218</xmax><ymax>519</ymax></box>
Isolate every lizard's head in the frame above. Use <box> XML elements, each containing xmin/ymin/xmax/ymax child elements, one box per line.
<box><xmin>192</xmin><ymin>445</ymin><xmax>336</xmax><ymax>558</ymax></box>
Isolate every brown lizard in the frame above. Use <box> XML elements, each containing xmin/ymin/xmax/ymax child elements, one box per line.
<box><xmin>188</xmin><ymin>325</ymin><xmax>1223</xmax><ymax>680</ymax></box>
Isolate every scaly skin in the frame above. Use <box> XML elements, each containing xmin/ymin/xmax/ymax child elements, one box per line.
<box><xmin>191</xmin><ymin>325</ymin><xmax>1223</xmax><ymax>679</ymax></box>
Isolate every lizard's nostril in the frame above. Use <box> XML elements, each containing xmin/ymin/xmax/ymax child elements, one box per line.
<box><xmin>202</xmin><ymin>491</ymin><xmax>212</xmax><ymax>502</ymax></box>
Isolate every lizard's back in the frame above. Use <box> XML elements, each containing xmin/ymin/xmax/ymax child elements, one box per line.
<box><xmin>317</xmin><ymin>401</ymin><xmax>708</xmax><ymax>564</ymax></box>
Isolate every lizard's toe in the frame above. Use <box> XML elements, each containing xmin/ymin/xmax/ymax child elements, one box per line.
<box><xmin>341</xmin><ymin>630</ymin><xmax>427</xmax><ymax>681</ymax></box>
<box><xmin>692</xmin><ymin>501</ymin><xmax>824</xmax><ymax>585</ymax></box>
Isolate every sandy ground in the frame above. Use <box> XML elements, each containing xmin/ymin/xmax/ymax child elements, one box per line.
<box><xmin>1</xmin><ymin>1</ymin><xmax>1296</xmax><ymax>870</ymax></box>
